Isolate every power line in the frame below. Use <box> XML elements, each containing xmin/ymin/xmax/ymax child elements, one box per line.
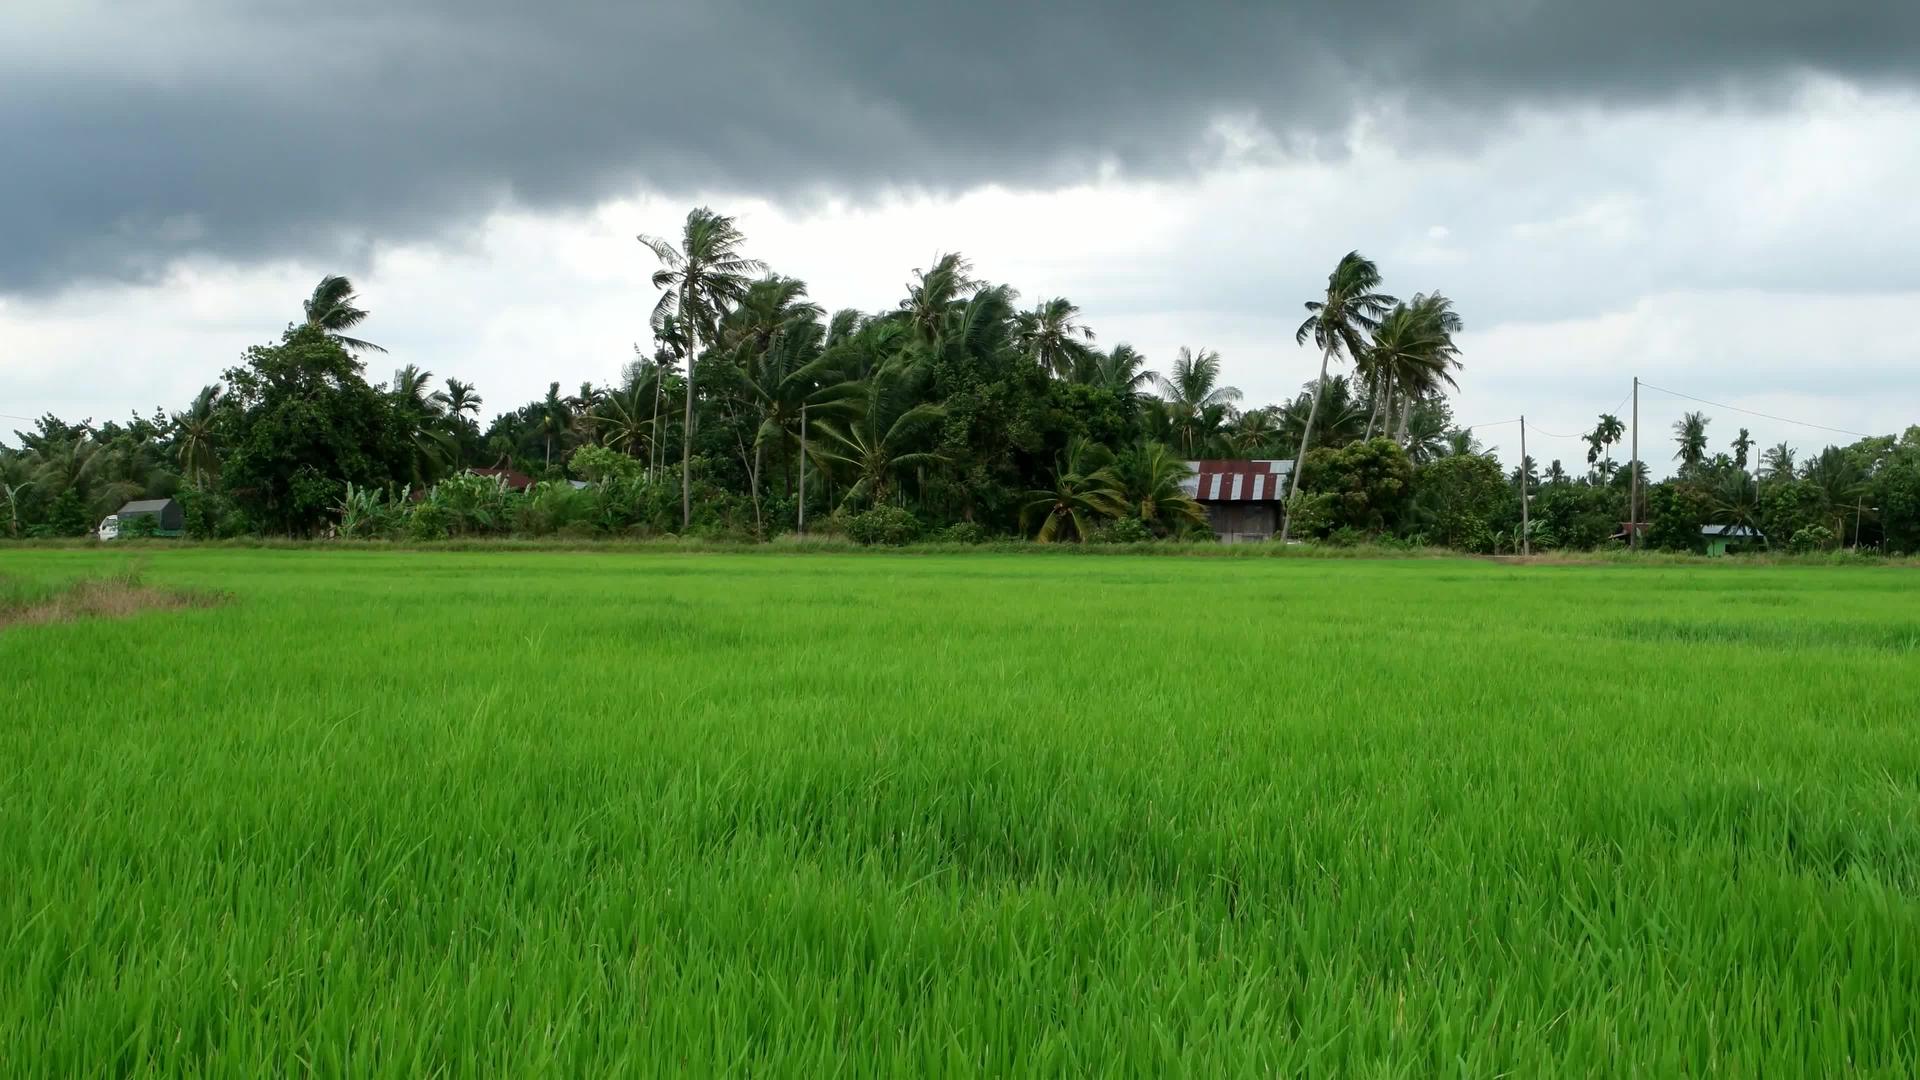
<box><xmin>1638</xmin><ymin>381</ymin><xmax>1873</xmax><ymax>439</ymax></box>
<box><xmin>1460</xmin><ymin>418</ymin><xmax>1519</xmax><ymax>432</ymax></box>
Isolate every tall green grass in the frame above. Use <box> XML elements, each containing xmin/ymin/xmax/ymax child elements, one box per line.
<box><xmin>2</xmin><ymin>549</ymin><xmax>1917</xmax><ymax>1074</ymax></box>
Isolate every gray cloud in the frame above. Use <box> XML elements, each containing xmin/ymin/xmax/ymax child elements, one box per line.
<box><xmin>4</xmin><ymin>0</ymin><xmax>1919</xmax><ymax>290</ymax></box>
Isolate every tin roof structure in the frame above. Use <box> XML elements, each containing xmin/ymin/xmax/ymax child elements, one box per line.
<box><xmin>1181</xmin><ymin>460</ymin><xmax>1293</xmax><ymax>503</ymax></box>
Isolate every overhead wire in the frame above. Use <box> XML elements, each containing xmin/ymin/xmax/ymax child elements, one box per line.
<box><xmin>1638</xmin><ymin>381</ymin><xmax>1873</xmax><ymax>439</ymax></box>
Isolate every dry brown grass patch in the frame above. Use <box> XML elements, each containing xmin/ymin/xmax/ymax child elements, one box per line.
<box><xmin>0</xmin><ymin>572</ymin><xmax>224</xmax><ymax>630</ymax></box>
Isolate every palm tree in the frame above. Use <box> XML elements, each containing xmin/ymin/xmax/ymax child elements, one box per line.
<box><xmin>1545</xmin><ymin>459</ymin><xmax>1568</xmax><ymax>486</ymax></box>
<box><xmin>171</xmin><ymin>384</ymin><xmax>222</xmax><ymax>487</ymax></box>
<box><xmin>1152</xmin><ymin>348</ymin><xmax>1242</xmax><ymax>457</ymax></box>
<box><xmin>1761</xmin><ymin>442</ymin><xmax>1796</xmax><ymax>482</ymax></box>
<box><xmin>568</xmin><ymin>381</ymin><xmax>606</xmax><ymax>447</ymax></box>
<box><xmin>1015</xmin><ymin>297</ymin><xmax>1097</xmax><ymax>379</ymax></box>
<box><xmin>1021</xmin><ymin>438</ymin><xmax>1128</xmax><ymax>543</ymax></box>
<box><xmin>1086</xmin><ymin>343</ymin><xmax>1155</xmax><ymax>401</ymax></box>
<box><xmin>439</xmin><ymin>378</ymin><xmax>483</xmax><ymax>419</ymax></box>
<box><xmin>1229</xmin><ymin>407</ymin><xmax>1283</xmax><ymax>457</ymax></box>
<box><xmin>899</xmin><ymin>253</ymin><xmax>982</xmax><ymax>343</ymax></box>
<box><xmin>812</xmin><ymin>362</ymin><xmax>946</xmax><ymax>509</ymax></box>
<box><xmin>1277</xmin><ymin>374</ymin><xmax>1367</xmax><ymax>455</ymax></box>
<box><xmin>1118</xmin><ymin>443</ymin><xmax>1208</xmax><ymax>536</ymax></box>
<box><xmin>1709</xmin><ymin>470</ymin><xmax>1765</xmax><ymax>542</ymax></box>
<box><xmin>1586</xmin><ymin>413</ymin><xmax>1625</xmax><ymax>481</ymax></box>
<box><xmin>537</xmin><ymin>382</ymin><xmax>571</xmax><ymax>469</ymax></box>
<box><xmin>1283</xmin><ymin>252</ymin><xmax>1396</xmax><ymax>541</ymax></box>
<box><xmin>1362</xmin><ymin>293</ymin><xmax>1461</xmax><ymax>442</ymax></box>
<box><xmin>1438</xmin><ymin>428</ymin><xmax>1483</xmax><ymax>458</ymax></box>
<box><xmin>302</xmin><ymin>275</ymin><xmax>385</xmax><ymax>354</ymax></box>
<box><xmin>638</xmin><ymin>208</ymin><xmax>766</xmax><ymax>529</ymax></box>
<box><xmin>1400</xmin><ymin>400</ymin><xmax>1452</xmax><ymax>465</ymax></box>
<box><xmin>1672</xmin><ymin>411</ymin><xmax>1710</xmax><ymax>474</ymax></box>
<box><xmin>1805</xmin><ymin>446</ymin><xmax>1866</xmax><ymax>539</ymax></box>
<box><xmin>390</xmin><ymin>365</ymin><xmax>453</xmax><ymax>487</ymax></box>
<box><xmin>1731</xmin><ymin>427</ymin><xmax>1754</xmax><ymax>473</ymax></box>
<box><xmin>595</xmin><ymin>379</ymin><xmax>656</xmax><ymax>459</ymax></box>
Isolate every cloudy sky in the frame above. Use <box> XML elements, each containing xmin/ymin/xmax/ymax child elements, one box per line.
<box><xmin>5</xmin><ymin>1</ymin><xmax>1918</xmax><ymax>469</ymax></box>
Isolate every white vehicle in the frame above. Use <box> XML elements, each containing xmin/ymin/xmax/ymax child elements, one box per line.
<box><xmin>97</xmin><ymin>515</ymin><xmax>120</xmax><ymax>541</ymax></box>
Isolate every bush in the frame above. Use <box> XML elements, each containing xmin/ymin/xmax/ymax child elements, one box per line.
<box><xmin>1788</xmin><ymin>525</ymin><xmax>1835</xmax><ymax>554</ymax></box>
<box><xmin>846</xmin><ymin>506</ymin><xmax>922</xmax><ymax>546</ymax></box>
<box><xmin>406</xmin><ymin>501</ymin><xmax>453</xmax><ymax>541</ymax></box>
<box><xmin>937</xmin><ymin>521</ymin><xmax>989</xmax><ymax>545</ymax></box>
<box><xmin>1088</xmin><ymin>516</ymin><xmax>1152</xmax><ymax>545</ymax></box>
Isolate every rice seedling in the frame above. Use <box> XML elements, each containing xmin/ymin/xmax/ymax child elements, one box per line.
<box><xmin>2</xmin><ymin>548</ymin><xmax>1917</xmax><ymax>1074</ymax></box>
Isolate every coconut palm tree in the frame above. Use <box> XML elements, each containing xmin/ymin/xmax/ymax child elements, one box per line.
<box><xmin>1761</xmin><ymin>442</ymin><xmax>1796</xmax><ymax>482</ymax></box>
<box><xmin>1672</xmin><ymin>411</ymin><xmax>1711</xmax><ymax>474</ymax></box>
<box><xmin>1021</xmin><ymin>437</ymin><xmax>1128</xmax><ymax>543</ymax></box>
<box><xmin>595</xmin><ymin>379</ymin><xmax>656</xmax><ymax>459</ymax></box>
<box><xmin>1085</xmin><ymin>343</ymin><xmax>1155</xmax><ymax>401</ymax></box>
<box><xmin>1361</xmin><ymin>292</ymin><xmax>1461</xmax><ymax>442</ymax></box>
<box><xmin>1283</xmin><ymin>252</ymin><xmax>1396</xmax><ymax>541</ymax></box>
<box><xmin>1400</xmin><ymin>401</ymin><xmax>1453</xmax><ymax>466</ymax></box>
<box><xmin>1805</xmin><ymin>446</ymin><xmax>1866</xmax><ymax>538</ymax></box>
<box><xmin>898</xmin><ymin>253</ymin><xmax>982</xmax><ymax>344</ymax></box>
<box><xmin>1015</xmin><ymin>297</ymin><xmax>1098</xmax><ymax>379</ymax></box>
<box><xmin>302</xmin><ymin>275</ymin><xmax>385</xmax><ymax>354</ymax></box>
<box><xmin>638</xmin><ymin>208</ymin><xmax>766</xmax><ymax>528</ymax></box>
<box><xmin>1229</xmin><ymin>407</ymin><xmax>1283</xmax><ymax>457</ymax></box>
<box><xmin>1709</xmin><ymin>470</ymin><xmax>1765</xmax><ymax>542</ymax></box>
<box><xmin>1152</xmin><ymin>347</ymin><xmax>1242</xmax><ymax>457</ymax></box>
<box><xmin>811</xmin><ymin>362</ymin><xmax>946</xmax><ymax>510</ymax></box>
<box><xmin>171</xmin><ymin>384</ymin><xmax>222</xmax><ymax>487</ymax></box>
<box><xmin>1117</xmin><ymin>443</ymin><xmax>1208</xmax><ymax>536</ymax></box>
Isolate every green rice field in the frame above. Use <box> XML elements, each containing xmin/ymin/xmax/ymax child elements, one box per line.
<box><xmin>3</xmin><ymin>548</ymin><xmax>1919</xmax><ymax>1074</ymax></box>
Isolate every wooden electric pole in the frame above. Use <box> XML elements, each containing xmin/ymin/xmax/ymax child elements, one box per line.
<box><xmin>1519</xmin><ymin>414</ymin><xmax>1531</xmax><ymax>557</ymax></box>
<box><xmin>1629</xmin><ymin>377</ymin><xmax>1640</xmax><ymax>551</ymax></box>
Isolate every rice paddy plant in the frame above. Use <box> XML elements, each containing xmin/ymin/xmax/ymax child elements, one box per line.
<box><xmin>2</xmin><ymin>548</ymin><xmax>1918</xmax><ymax>1074</ymax></box>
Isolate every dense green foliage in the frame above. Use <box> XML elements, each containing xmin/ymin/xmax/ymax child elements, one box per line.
<box><xmin>3</xmin><ymin>548</ymin><xmax>1919</xmax><ymax>1072</ymax></box>
<box><xmin>7</xmin><ymin>208</ymin><xmax>1920</xmax><ymax>553</ymax></box>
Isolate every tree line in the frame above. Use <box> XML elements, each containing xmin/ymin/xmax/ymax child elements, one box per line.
<box><xmin>4</xmin><ymin>208</ymin><xmax>1917</xmax><ymax>553</ymax></box>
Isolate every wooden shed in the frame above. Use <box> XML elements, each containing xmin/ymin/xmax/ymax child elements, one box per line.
<box><xmin>1180</xmin><ymin>460</ymin><xmax>1294</xmax><ymax>543</ymax></box>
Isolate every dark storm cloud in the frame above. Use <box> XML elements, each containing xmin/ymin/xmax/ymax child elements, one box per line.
<box><xmin>4</xmin><ymin>0</ymin><xmax>1918</xmax><ymax>291</ymax></box>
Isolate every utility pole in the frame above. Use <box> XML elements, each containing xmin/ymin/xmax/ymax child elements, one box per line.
<box><xmin>1629</xmin><ymin>377</ymin><xmax>1640</xmax><ymax>551</ymax></box>
<box><xmin>797</xmin><ymin>402</ymin><xmax>808</xmax><ymax>536</ymax></box>
<box><xmin>1519</xmin><ymin>414</ymin><xmax>1531</xmax><ymax>557</ymax></box>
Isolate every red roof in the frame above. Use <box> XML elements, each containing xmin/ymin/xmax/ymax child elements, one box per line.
<box><xmin>471</xmin><ymin>467</ymin><xmax>535</xmax><ymax>491</ymax></box>
<box><xmin>1183</xmin><ymin>459</ymin><xmax>1292</xmax><ymax>503</ymax></box>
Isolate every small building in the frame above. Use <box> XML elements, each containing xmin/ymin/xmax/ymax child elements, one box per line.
<box><xmin>1701</xmin><ymin>523</ymin><xmax>1764</xmax><ymax>557</ymax></box>
<box><xmin>1181</xmin><ymin>460</ymin><xmax>1294</xmax><ymax>543</ymax></box>
<box><xmin>470</xmin><ymin>467</ymin><xmax>535</xmax><ymax>492</ymax></box>
<box><xmin>100</xmin><ymin>498</ymin><xmax>186</xmax><ymax>540</ymax></box>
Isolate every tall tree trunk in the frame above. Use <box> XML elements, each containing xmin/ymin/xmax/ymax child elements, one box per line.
<box><xmin>648</xmin><ymin>370</ymin><xmax>664</xmax><ymax>481</ymax></box>
<box><xmin>681</xmin><ymin>322</ymin><xmax>698</xmax><ymax>531</ymax></box>
<box><xmin>751</xmin><ymin>435</ymin><xmax>765</xmax><ymax>538</ymax></box>
<box><xmin>1396</xmin><ymin>389</ymin><xmax>1413</xmax><ymax>444</ymax></box>
<box><xmin>798</xmin><ymin>402</ymin><xmax>808</xmax><ymax>536</ymax></box>
<box><xmin>1279</xmin><ymin>342</ymin><xmax>1336</xmax><ymax>543</ymax></box>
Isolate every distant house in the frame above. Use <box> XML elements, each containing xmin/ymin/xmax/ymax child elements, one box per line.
<box><xmin>1181</xmin><ymin>460</ymin><xmax>1294</xmax><ymax>543</ymax></box>
<box><xmin>1701</xmin><ymin>523</ymin><xmax>1765</xmax><ymax>557</ymax></box>
<box><xmin>470</xmin><ymin>467</ymin><xmax>536</xmax><ymax>492</ymax></box>
<box><xmin>99</xmin><ymin>498</ymin><xmax>185</xmax><ymax>540</ymax></box>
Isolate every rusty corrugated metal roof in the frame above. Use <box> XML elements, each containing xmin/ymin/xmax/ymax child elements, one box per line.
<box><xmin>1180</xmin><ymin>460</ymin><xmax>1292</xmax><ymax>503</ymax></box>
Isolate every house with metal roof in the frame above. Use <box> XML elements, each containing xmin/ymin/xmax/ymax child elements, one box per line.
<box><xmin>1700</xmin><ymin>523</ymin><xmax>1764</xmax><ymax>557</ymax></box>
<box><xmin>1181</xmin><ymin>460</ymin><xmax>1293</xmax><ymax>543</ymax></box>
